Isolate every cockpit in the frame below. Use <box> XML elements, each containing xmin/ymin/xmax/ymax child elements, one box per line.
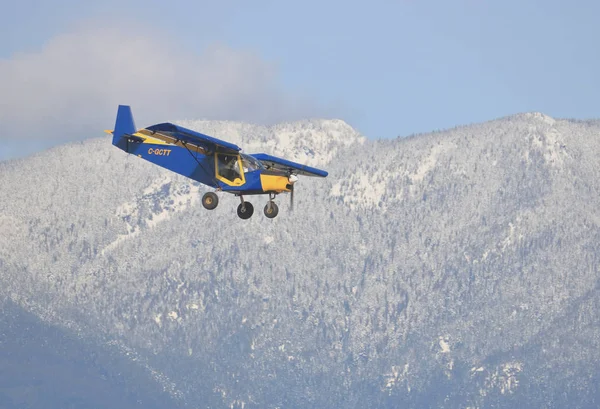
<box><xmin>215</xmin><ymin>153</ymin><xmax>265</xmax><ymax>185</ymax></box>
<box><xmin>216</xmin><ymin>153</ymin><xmax>242</xmax><ymax>183</ymax></box>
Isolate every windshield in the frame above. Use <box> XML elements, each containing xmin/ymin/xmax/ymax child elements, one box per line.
<box><xmin>241</xmin><ymin>153</ymin><xmax>264</xmax><ymax>172</ymax></box>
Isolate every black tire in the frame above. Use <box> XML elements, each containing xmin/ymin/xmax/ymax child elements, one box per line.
<box><xmin>237</xmin><ymin>202</ymin><xmax>254</xmax><ymax>219</ymax></box>
<box><xmin>264</xmin><ymin>202</ymin><xmax>279</xmax><ymax>218</ymax></box>
<box><xmin>202</xmin><ymin>192</ymin><xmax>219</xmax><ymax>210</ymax></box>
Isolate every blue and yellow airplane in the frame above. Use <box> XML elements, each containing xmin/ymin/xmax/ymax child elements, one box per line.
<box><xmin>106</xmin><ymin>105</ymin><xmax>328</xmax><ymax>219</ymax></box>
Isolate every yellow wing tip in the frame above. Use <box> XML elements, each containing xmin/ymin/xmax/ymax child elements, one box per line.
<box><xmin>104</xmin><ymin>129</ymin><xmax>114</xmax><ymax>135</ymax></box>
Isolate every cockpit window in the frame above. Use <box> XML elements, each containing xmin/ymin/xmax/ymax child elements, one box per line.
<box><xmin>241</xmin><ymin>154</ymin><xmax>264</xmax><ymax>173</ymax></box>
<box><xmin>216</xmin><ymin>153</ymin><xmax>242</xmax><ymax>182</ymax></box>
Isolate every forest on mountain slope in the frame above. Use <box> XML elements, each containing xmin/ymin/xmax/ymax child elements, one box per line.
<box><xmin>0</xmin><ymin>114</ymin><xmax>599</xmax><ymax>408</ymax></box>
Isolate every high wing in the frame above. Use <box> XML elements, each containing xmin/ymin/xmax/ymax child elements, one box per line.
<box><xmin>251</xmin><ymin>153</ymin><xmax>328</xmax><ymax>177</ymax></box>
<box><xmin>139</xmin><ymin>122</ymin><xmax>241</xmax><ymax>154</ymax></box>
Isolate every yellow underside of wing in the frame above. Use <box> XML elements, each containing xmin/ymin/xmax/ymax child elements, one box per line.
<box><xmin>105</xmin><ymin>129</ymin><xmax>202</xmax><ymax>149</ymax></box>
<box><xmin>138</xmin><ymin>129</ymin><xmax>208</xmax><ymax>153</ymax></box>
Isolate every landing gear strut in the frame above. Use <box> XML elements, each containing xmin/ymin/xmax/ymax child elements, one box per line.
<box><xmin>264</xmin><ymin>193</ymin><xmax>279</xmax><ymax>218</ymax></box>
<box><xmin>237</xmin><ymin>195</ymin><xmax>254</xmax><ymax>219</ymax></box>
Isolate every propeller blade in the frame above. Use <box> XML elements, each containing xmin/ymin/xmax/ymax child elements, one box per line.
<box><xmin>288</xmin><ymin>173</ymin><xmax>297</xmax><ymax>211</ymax></box>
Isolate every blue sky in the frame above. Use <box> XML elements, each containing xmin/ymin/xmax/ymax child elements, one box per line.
<box><xmin>1</xmin><ymin>0</ymin><xmax>599</xmax><ymax>160</ymax></box>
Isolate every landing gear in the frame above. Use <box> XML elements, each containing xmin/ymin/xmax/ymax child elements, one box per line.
<box><xmin>264</xmin><ymin>193</ymin><xmax>279</xmax><ymax>218</ymax></box>
<box><xmin>264</xmin><ymin>202</ymin><xmax>279</xmax><ymax>218</ymax></box>
<box><xmin>203</xmin><ymin>192</ymin><xmax>284</xmax><ymax>219</ymax></box>
<box><xmin>202</xmin><ymin>192</ymin><xmax>219</xmax><ymax>210</ymax></box>
<box><xmin>237</xmin><ymin>195</ymin><xmax>254</xmax><ymax>219</ymax></box>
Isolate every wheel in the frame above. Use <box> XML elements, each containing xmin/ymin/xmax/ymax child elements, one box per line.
<box><xmin>237</xmin><ymin>202</ymin><xmax>254</xmax><ymax>219</ymax></box>
<box><xmin>202</xmin><ymin>192</ymin><xmax>219</xmax><ymax>210</ymax></box>
<box><xmin>264</xmin><ymin>202</ymin><xmax>279</xmax><ymax>218</ymax></box>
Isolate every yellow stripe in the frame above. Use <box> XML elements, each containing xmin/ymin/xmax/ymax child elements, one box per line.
<box><xmin>215</xmin><ymin>175</ymin><xmax>245</xmax><ymax>186</ymax></box>
<box><xmin>105</xmin><ymin>129</ymin><xmax>173</xmax><ymax>146</ymax></box>
<box><xmin>141</xmin><ymin>135</ymin><xmax>171</xmax><ymax>146</ymax></box>
<box><xmin>138</xmin><ymin>129</ymin><xmax>208</xmax><ymax>153</ymax></box>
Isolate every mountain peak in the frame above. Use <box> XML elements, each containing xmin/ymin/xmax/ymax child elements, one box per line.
<box><xmin>172</xmin><ymin>117</ymin><xmax>365</xmax><ymax>166</ymax></box>
<box><xmin>508</xmin><ymin>111</ymin><xmax>556</xmax><ymax>125</ymax></box>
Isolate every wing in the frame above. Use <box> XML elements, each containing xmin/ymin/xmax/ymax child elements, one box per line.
<box><xmin>251</xmin><ymin>153</ymin><xmax>328</xmax><ymax>177</ymax></box>
<box><xmin>138</xmin><ymin>122</ymin><xmax>241</xmax><ymax>154</ymax></box>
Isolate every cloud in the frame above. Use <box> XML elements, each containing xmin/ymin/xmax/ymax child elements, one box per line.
<box><xmin>0</xmin><ymin>22</ymin><xmax>321</xmax><ymax>147</ymax></box>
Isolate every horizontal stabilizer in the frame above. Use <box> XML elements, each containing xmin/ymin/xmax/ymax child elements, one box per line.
<box><xmin>105</xmin><ymin>129</ymin><xmax>147</xmax><ymax>144</ymax></box>
<box><xmin>123</xmin><ymin>134</ymin><xmax>145</xmax><ymax>143</ymax></box>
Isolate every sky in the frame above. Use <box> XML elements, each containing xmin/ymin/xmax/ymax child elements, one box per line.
<box><xmin>1</xmin><ymin>0</ymin><xmax>599</xmax><ymax>160</ymax></box>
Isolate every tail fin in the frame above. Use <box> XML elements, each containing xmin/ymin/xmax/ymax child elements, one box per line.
<box><xmin>112</xmin><ymin>105</ymin><xmax>137</xmax><ymax>146</ymax></box>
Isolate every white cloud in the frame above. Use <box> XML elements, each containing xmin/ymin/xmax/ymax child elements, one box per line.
<box><xmin>0</xmin><ymin>22</ymin><xmax>321</xmax><ymax>145</ymax></box>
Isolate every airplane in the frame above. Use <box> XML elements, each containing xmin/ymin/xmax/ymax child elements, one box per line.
<box><xmin>105</xmin><ymin>105</ymin><xmax>328</xmax><ymax>219</ymax></box>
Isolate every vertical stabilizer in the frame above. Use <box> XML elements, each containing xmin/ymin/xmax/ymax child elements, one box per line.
<box><xmin>112</xmin><ymin>105</ymin><xmax>136</xmax><ymax>145</ymax></box>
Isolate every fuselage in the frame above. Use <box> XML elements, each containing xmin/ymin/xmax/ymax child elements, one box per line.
<box><xmin>112</xmin><ymin>135</ymin><xmax>292</xmax><ymax>195</ymax></box>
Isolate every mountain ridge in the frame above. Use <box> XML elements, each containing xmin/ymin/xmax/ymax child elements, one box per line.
<box><xmin>1</xmin><ymin>111</ymin><xmax>599</xmax><ymax>408</ymax></box>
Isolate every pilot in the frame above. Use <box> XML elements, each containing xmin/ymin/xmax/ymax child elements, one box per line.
<box><xmin>221</xmin><ymin>155</ymin><xmax>240</xmax><ymax>180</ymax></box>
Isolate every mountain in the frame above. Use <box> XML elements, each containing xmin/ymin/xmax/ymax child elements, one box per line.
<box><xmin>1</xmin><ymin>113</ymin><xmax>599</xmax><ymax>408</ymax></box>
<box><xmin>0</xmin><ymin>300</ymin><xmax>184</xmax><ymax>409</ymax></box>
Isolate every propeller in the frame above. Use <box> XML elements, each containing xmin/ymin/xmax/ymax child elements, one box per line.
<box><xmin>288</xmin><ymin>174</ymin><xmax>298</xmax><ymax>211</ymax></box>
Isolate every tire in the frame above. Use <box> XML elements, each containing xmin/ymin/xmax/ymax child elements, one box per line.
<box><xmin>202</xmin><ymin>192</ymin><xmax>219</xmax><ymax>210</ymax></box>
<box><xmin>264</xmin><ymin>202</ymin><xmax>279</xmax><ymax>218</ymax></box>
<box><xmin>237</xmin><ymin>202</ymin><xmax>254</xmax><ymax>219</ymax></box>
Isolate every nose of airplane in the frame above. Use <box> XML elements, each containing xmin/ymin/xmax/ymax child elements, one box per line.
<box><xmin>260</xmin><ymin>173</ymin><xmax>293</xmax><ymax>192</ymax></box>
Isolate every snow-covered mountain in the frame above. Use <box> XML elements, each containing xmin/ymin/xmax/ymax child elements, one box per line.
<box><xmin>1</xmin><ymin>113</ymin><xmax>599</xmax><ymax>408</ymax></box>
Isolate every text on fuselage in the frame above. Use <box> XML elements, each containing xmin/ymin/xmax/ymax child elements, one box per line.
<box><xmin>148</xmin><ymin>148</ymin><xmax>172</xmax><ymax>156</ymax></box>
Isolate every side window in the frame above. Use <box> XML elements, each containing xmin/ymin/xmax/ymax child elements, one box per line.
<box><xmin>217</xmin><ymin>154</ymin><xmax>241</xmax><ymax>182</ymax></box>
